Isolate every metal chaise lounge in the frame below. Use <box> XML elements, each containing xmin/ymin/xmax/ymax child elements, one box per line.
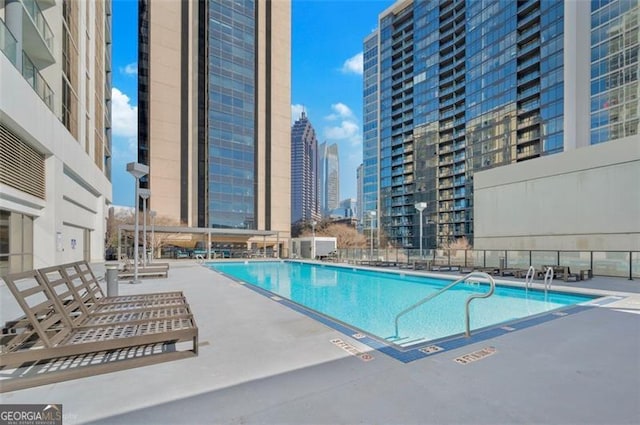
<box><xmin>118</xmin><ymin>256</ymin><xmax>170</xmax><ymax>279</ymax></box>
<box><xmin>1</xmin><ymin>270</ymin><xmax>198</xmax><ymax>392</ymax></box>
<box><xmin>38</xmin><ymin>264</ymin><xmax>192</xmax><ymax>327</ymax></box>
<box><xmin>43</xmin><ymin>261</ymin><xmax>185</xmax><ymax>312</ymax></box>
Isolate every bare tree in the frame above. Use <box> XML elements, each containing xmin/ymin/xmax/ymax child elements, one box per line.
<box><xmin>105</xmin><ymin>208</ymin><xmax>134</xmax><ymax>249</ymax></box>
<box><xmin>148</xmin><ymin>215</ymin><xmax>185</xmax><ymax>257</ymax></box>
<box><xmin>301</xmin><ymin>223</ymin><xmax>367</xmax><ymax>248</ymax></box>
<box><xmin>105</xmin><ymin>207</ymin><xmax>185</xmax><ymax>258</ymax></box>
<box><xmin>440</xmin><ymin>236</ymin><xmax>472</xmax><ymax>254</ymax></box>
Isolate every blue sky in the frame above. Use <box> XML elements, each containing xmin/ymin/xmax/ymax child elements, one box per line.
<box><xmin>111</xmin><ymin>0</ymin><xmax>395</xmax><ymax>207</ymax></box>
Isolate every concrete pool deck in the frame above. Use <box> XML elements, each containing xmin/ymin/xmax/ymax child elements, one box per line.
<box><xmin>1</xmin><ymin>260</ymin><xmax>639</xmax><ymax>424</ymax></box>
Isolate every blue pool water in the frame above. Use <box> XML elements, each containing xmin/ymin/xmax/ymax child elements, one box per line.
<box><xmin>210</xmin><ymin>261</ymin><xmax>594</xmax><ymax>346</ymax></box>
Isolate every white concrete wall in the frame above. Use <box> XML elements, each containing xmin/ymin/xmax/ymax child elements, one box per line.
<box><xmin>474</xmin><ymin>137</ymin><xmax>640</xmax><ymax>251</ymax></box>
<box><xmin>0</xmin><ymin>53</ymin><xmax>112</xmax><ymax>268</ymax></box>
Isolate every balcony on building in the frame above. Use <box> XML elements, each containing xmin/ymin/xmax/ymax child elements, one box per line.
<box><xmin>1</xmin><ymin>19</ymin><xmax>54</xmax><ymax>112</ymax></box>
<box><xmin>16</xmin><ymin>0</ymin><xmax>55</xmax><ymax>68</ymax></box>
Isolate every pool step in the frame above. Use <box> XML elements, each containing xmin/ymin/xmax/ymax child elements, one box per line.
<box><xmin>386</xmin><ymin>335</ymin><xmax>430</xmax><ymax>348</ymax></box>
<box><xmin>398</xmin><ymin>337</ymin><xmax>430</xmax><ymax>347</ymax></box>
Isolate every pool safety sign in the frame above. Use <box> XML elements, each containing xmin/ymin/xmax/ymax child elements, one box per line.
<box><xmin>454</xmin><ymin>346</ymin><xmax>497</xmax><ymax>365</ymax></box>
<box><xmin>330</xmin><ymin>339</ymin><xmax>374</xmax><ymax>362</ymax></box>
<box><xmin>1</xmin><ymin>404</ymin><xmax>62</xmax><ymax>425</ymax></box>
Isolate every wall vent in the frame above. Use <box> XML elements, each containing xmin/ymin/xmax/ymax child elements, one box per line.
<box><xmin>0</xmin><ymin>124</ymin><xmax>46</xmax><ymax>200</ymax></box>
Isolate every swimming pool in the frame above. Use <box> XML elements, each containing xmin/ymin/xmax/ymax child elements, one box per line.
<box><xmin>209</xmin><ymin>261</ymin><xmax>595</xmax><ymax>347</ymax></box>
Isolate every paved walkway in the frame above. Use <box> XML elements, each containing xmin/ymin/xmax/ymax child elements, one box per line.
<box><xmin>1</xmin><ymin>261</ymin><xmax>639</xmax><ymax>424</ymax></box>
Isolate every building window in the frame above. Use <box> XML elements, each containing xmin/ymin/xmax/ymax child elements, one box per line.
<box><xmin>0</xmin><ymin>210</ymin><xmax>34</xmax><ymax>275</ymax></box>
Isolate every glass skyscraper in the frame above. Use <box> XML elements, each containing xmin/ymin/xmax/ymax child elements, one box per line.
<box><xmin>138</xmin><ymin>0</ymin><xmax>291</xmax><ymax>239</ymax></box>
<box><xmin>318</xmin><ymin>142</ymin><xmax>340</xmax><ymax>216</ymax></box>
<box><xmin>364</xmin><ymin>0</ymin><xmax>638</xmax><ymax>249</ymax></box>
<box><xmin>291</xmin><ymin>112</ymin><xmax>319</xmax><ymax>223</ymax></box>
<box><xmin>590</xmin><ymin>0</ymin><xmax>639</xmax><ymax>144</ymax></box>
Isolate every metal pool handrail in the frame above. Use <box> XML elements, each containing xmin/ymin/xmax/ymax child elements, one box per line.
<box><xmin>394</xmin><ymin>272</ymin><xmax>496</xmax><ymax>338</ymax></box>
<box><xmin>524</xmin><ymin>266</ymin><xmax>536</xmax><ymax>290</ymax></box>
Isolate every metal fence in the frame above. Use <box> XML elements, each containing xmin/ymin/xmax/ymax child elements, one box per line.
<box><xmin>335</xmin><ymin>248</ymin><xmax>640</xmax><ymax>280</ymax></box>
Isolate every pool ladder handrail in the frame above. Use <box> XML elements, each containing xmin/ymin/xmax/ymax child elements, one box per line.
<box><xmin>524</xmin><ymin>266</ymin><xmax>535</xmax><ymax>290</ymax></box>
<box><xmin>543</xmin><ymin>266</ymin><xmax>554</xmax><ymax>292</ymax></box>
<box><xmin>393</xmin><ymin>272</ymin><xmax>495</xmax><ymax>339</ymax></box>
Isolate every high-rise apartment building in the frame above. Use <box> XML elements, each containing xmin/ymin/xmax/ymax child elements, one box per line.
<box><xmin>356</xmin><ymin>163</ymin><xmax>364</xmax><ymax>226</ymax></box>
<box><xmin>1</xmin><ymin>0</ymin><xmax>113</xmax><ymax>274</ymax></box>
<box><xmin>364</xmin><ymin>0</ymin><xmax>638</xmax><ymax>249</ymax></box>
<box><xmin>291</xmin><ymin>111</ymin><xmax>319</xmax><ymax>224</ymax></box>
<box><xmin>318</xmin><ymin>142</ymin><xmax>340</xmax><ymax>216</ymax></box>
<box><xmin>589</xmin><ymin>0</ymin><xmax>639</xmax><ymax>144</ymax></box>
<box><xmin>138</xmin><ymin>1</ymin><xmax>291</xmax><ymax>244</ymax></box>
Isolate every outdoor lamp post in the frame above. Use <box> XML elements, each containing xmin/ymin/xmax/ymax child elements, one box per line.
<box><xmin>415</xmin><ymin>202</ymin><xmax>427</xmax><ymax>258</ymax></box>
<box><xmin>311</xmin><ymin>220</ymin><xmax>317</xmax><ymax>259</ymax></box>
<box><xmin>369</xmin><ymin>211</ymin><xmax>377</xmax><ymax>260</ymax></box>
<box><xmin>126</xmin><ymin>162</ymin><xmax>149</xmax><ymax>284</ymax></box>
<box><xmin>150</xmin><ymin>210</ymin><xmax>156</xmax><ymax>262</ymax></box>
<box><xmin>139</xmin><ymin>188</ymin><xmax>151</xmax><ymax>266</ymax></box>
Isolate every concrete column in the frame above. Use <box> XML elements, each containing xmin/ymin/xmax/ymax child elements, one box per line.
<box><xmin>563</xmin><ymin>0</ymin><xmax>591</xmax><ymax>150</ymax></box>
<box><xmin>5</xmin><ymin>0</ymin><xmax>23</xmax><ymax>72</ymax></box>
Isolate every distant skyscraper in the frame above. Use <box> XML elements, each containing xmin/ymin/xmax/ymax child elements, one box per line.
<box><xmin>1</xmin><ymin>0</ymin><xmax>112</xmax><ymax>272</ymax></box>
<box><xmin>138</xmin><ymin>0</ymin><xmax>291</xmax><ymax>246</ymax></box>
<box><xmin>318</xmin><ymin>142</ymin><xmax>340</xmax><ymax>216</ymax></box>
<box><xmin>339</xmin><ymin>198</ymin><xmax>357</xmax><ymax>218</ymax></box>
<box><xmin>356</xmin><ymin>163</ymin><xmax>364</xmax><ymax>226</ymax></box>
<box><xmin>291</xmin><ymin>112</ymin><xmax>319</xmax><ymax>223</ymax></box>
<box><xmin>589</xmin><ymin>0</ymin><xmax>639</xmax><ymax>144</ymax></box>
<box><xmin>365</xmin><ymin>0</ymin><xmax>638</xmax><ymax>249</ymax></box>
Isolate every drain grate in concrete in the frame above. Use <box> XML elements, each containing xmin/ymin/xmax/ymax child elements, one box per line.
<box><xmin>419</xmin><ymin>345</ymin><xmax>444</xmax><ymax>354</ymax></box>
<box><xmin>330</xmin><ymin>339</ymin><xmax>374</xmax><ymax>362</ymax></box>
<box><xmin>454</xmin><ymin>346</ymin><xmax>497</xmax><ymax>365</ymax></box>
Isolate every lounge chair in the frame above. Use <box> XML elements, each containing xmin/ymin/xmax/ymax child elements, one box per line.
<box><xmin>1</xmin><ymin>269</ymin><xmax>198</xmax><ymax>391</ymax></box>
<box><xmin>562</xmin><ymin>266</ymin><xmax>580</xmax><ymax>282</ymax></box>
<box><xmin>38</xmin><ymin>263</ymin><xmax>191</xmax><ymax>327</ymax></box>
<box><xmin>50</xmin><ymin>261</ymin><xmax>182</xmax><ymax>309</ymax></box>
<box><xmin>119</xmin><ymin>256</ymin><xmax>170</xmax><ymax>279</ymax></box>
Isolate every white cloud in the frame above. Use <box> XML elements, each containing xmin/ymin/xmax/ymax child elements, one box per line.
<box><xmin>111</xmin><ymin>87</ymin><xmax>137</xmax><ymax>138</ymax></box>
<box><xmin>325</xmin><ymin>120</ymin><xmax>359</xmax><ymax>141</ymax></box>
<box><xmin>340</xmin><ymin>52</ymin><xmax>363</xmax><ymax>75</ymax></box>
<box><xmin>291</xmin><ymin>104</ymin><xmax>305</xmax><ymax>124</ymax></box>
<box><xmin>120</xmin><ymin>62</ymin><xmax>137</xmax><ymax>76</ymax></box>
<box><xmin>325</xmin><ymin>102</ymin><xmax>355</xmax><ymax>121</ymax></box>
<box><xmin>110</xmin><ymin>87</ymin><xmax>138</xmax><ymax>162</ymax></box>
<box><xmin>323</xmin><ymin>103</ymin><xmax>362</xmax><ymax>148</ymax></box>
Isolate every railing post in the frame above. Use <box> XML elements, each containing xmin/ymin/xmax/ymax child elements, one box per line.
<box><xmin>483</xmin><ymin>250</ymin><xmax>486</xmax><ymax>268</ymax></box>
<box><xmin>529</xmin><ymin>250</ymin><xmax>532</xmax><ymax>267</ymax></box>
<box><xmin>557</xmin><ymin>251</ymin><xmax>560</xmax><ymax>266</ymax></box>
<box><xmin>630</xmin><ymin>251</ymin><xmax>633</xmax><ymax>281</ymax></box>
<box><xmin>590</xmin><ymin>251</ymin><xmax>593</xmax><ymax>273</ymax></box>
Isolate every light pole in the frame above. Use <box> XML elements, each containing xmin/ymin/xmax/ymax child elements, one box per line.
<box><xmin>369</xmin><ymin>211</ymin><xmax>376</xmax><ymax>260</ymax></box>
<box><xmin>139</xmin><ymin>188</ymin><xmax>151</xmax><ymax>266</ymax></box>
<box><xmin>150</xmin><ymin>210</ymin><xmax>156</xmax><ymax>262</ymax></box>
<box><xmin>126</xmin><ymin>162</ymin><xmax>149</xmax><ymax>284</ymax></box>
<box><xmin>311</xmin><ymin>220</ymin><xmax>317</xmax><ymax>259</ymax></box>
<box><xmin>415</xmin><ymin>202</ymin><xmax>427</xmax><ymax>258</ymax></box>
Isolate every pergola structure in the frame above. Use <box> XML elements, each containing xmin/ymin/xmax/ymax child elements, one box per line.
<box><xmin>117</xmin><ymin>224</ymin><xmax>285</xmax><ymax>260</ymax></box>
